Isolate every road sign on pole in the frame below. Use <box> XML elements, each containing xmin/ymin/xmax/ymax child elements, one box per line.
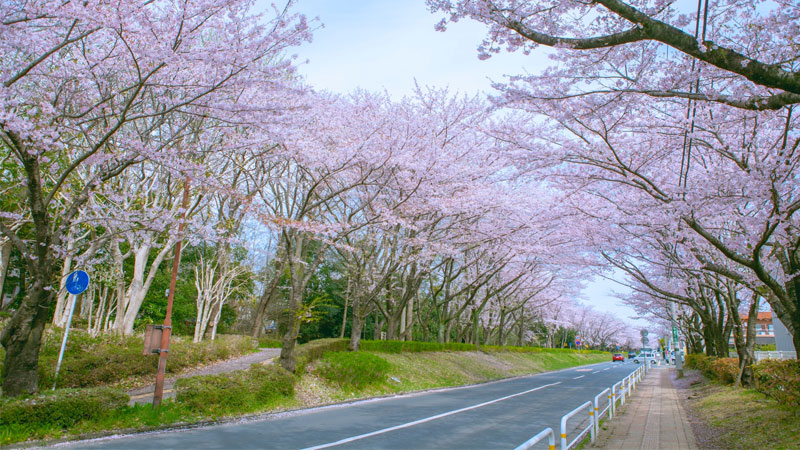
<box><xmin>65</xmin><ymin>270</ymin><xmax>89</xmax><ymax>295</ymax></box>
<box><xmin>54</xmin><ymin>270</ymin><xmax>90</xmax><ymax>389</ymax></box>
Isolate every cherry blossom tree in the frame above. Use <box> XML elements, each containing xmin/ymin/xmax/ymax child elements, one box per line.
<box><xmin>430</xmin><ymin>0</ymin><xmax>800</xmax><ymax>356</ymax></box>
<box><xmin>0</xmin><ymin>0</ymin><xmax>310</xmax><ymax>396</ymax></box>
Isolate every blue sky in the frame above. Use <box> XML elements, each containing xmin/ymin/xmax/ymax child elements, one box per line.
<box><xmin>292</xmin><ymin>0</ymin><xmax>545</xmax><ymax>98</ymax></box>
<box><xmin>287</xmin><ymin>0</ymin><xmax>651</xmax><ymax>330</ymax></box>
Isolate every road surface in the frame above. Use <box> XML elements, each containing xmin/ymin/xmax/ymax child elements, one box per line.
<box><xmin>63</xmin><ymin>361</ymin><xmax>641</xmax><ymax>449</ymax></box>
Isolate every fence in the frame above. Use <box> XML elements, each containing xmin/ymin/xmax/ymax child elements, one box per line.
<box><xmin>754</xmin><ymin>351</ymin><xmax>796</xmax><ymax>362</ymax></box>
<box><xmin>516</xmin><ymin>364</ymin><xmax>647</xmax><ymax>450</ymax></box>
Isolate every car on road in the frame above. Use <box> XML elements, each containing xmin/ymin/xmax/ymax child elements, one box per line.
<box><xmin>628</xmin><ymin>351</ymin><xmax>637</xmax><ymax>359</ymax></box>
<box><xmin>612</xmin><ymin>353</ymin><xmax>624</xmax><ymax>362</ymax></box>
<box><xmin>633</xmin><ymin>352</ymin><xmax>657</xmax><ymax>365</ymax></box>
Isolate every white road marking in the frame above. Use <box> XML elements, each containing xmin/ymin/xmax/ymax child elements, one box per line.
<box><xmin>302</xmin><ymin>381</ymin><xmax>562</xmax><ymax>450</ymax></box>
<box><xmin>572</xmin><ymin>375</ymin><xmax>585</xmax><ymax>379</ymax></box>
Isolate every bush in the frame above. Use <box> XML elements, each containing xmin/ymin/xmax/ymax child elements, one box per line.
<box><xmin>753</xmin><ymin>359</ymin><xmax>800</xmax><ymax>407</ymax></box>
<box><xmin>258</xmin><ymin>338</ymin><xmax>283</xmax><ymax>348</ymax></box>
<box><xmin>710</xmin><ymin>357</ymin><xmax>739</xmax><ymax>384</ymax></box>
<box><xmin>174</xmin><ymin>364</ymin><xmax>293</xmax><ymax>415</ymax></box>
<box><xmin>685</xmin><ymin>353</ymin><xmax>718</xmax><ymax>378</ymax></box>
<box><xmin>31</xmin><ymin>331</ymin><xmax>255</xmax><ymax>389</ymax></box>
<box><xmin>294</xmin><ymin>338</ymin><xmax>349</xmax><ymax>374</ymax></box>
<box><xmin>359</xmin><ymin>340</ymin><xmax>476</xmax><ymax>353</ymax></box>
<box><xmin>357</xmin><ymin>340</ymin><xmax>603</xmax><ymax>355</ymax></box>
<box><xmin>315</xmin><ymin>352</ymin><xmax>391</xmax><ymax>390</ymax></box>
<box><xmin>684</xmin><ymin>353</ymin><xmax>706</xmax><ymax>370</ymax></box>
<box><xmin>0</xmin><ymin>387</ymin><xmax>128</xmax><ymax>428</ymax></box>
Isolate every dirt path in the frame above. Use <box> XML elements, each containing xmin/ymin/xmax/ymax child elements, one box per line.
<box><xmin>127</xmin><ymin>348</ymin><xmax>282</xmax><ymax>405</ymax></box>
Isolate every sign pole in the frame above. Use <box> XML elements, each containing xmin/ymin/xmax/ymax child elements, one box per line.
<box><xmin>53</xmin><ymin>270</ymin><xmax>90</xmax><ymax>390</ymax></box>
<box><xmin>53</xmin><ymin>293</ymin><xmax>78</xmax><ymax>390</ymax></box>
<box><xmin>153</xmin><ymin>178</ymin><xmax>190</xmax><ymax>408</ymax></box>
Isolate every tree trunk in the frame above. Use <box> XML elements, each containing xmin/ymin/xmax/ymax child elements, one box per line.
<box><xmin>349</xmin><ymin>300</ymin><xmax>362</xmax><ymax>352</ymax></box>
<box><xmin>404</xmin><ymin>296</ymin><xmax>414</xmax><ymax>341</ymax></box>
<box><xmin>1</xmin><ymin>280</ymin><xmax>53</xmax><ymax>396</ymax></box>
<box><xmin>340</xmin><ymin>280</ymin><xmax>350</xmax><ymax>339</ymax></box>
<box><xmin>52</xmin><ymin>239</ymin><xmax>75</xmax><ymax>327</ymax></box>
<box><xmin>250</xmin><ymin>258</ymin><xmax>285</xmax><ymax>338</ymax></box>
<box><xmin>0</xmin><ymin>239</ymin><xmax>10</xmax><ymax>302</ymax></box>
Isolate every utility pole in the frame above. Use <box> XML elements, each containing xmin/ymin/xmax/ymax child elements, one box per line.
<box><xmin>153</xmin><ymin>178</ymin><xmax>190</xmax><ymax>408</ymax></box>
<box><xmin>670</xmin><ymin>301</ymin><xmax>684</xmax><ymax>376</ymax></box>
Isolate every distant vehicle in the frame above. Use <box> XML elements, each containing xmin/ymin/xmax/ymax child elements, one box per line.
<box><xmin>612</xmin><ymin>353</ymin><xmax>624</xmax><ymax>362</ymax></box>
<box><xmin>633</xmin><ymin>352</ymin><xmax>657</xmax><ymax>365</ymax></box>
<box><xmin>628</xmin><ymin>351</ymin><xmax>636</xmax><ymax>358</ymax></box>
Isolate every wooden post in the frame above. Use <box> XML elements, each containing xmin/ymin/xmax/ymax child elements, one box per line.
<box><xmin>153</xmin><ymin>178</ymin><xmax>190</xmax><ymax>408</ymax></box>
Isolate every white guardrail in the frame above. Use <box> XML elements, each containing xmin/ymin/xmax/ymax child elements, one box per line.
<box><xmin>515</xmin><ymin>364</ymin><xmax>647</xmax><ymax>450</ymax></box>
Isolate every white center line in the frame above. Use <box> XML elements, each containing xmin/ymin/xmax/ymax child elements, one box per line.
<box><xmin>572</xmin><ymin>375</ymin><xmax>585</xmax><ymax>379</ymax></box>
<box><xmin>302</xmin><ymin>381</ymin><xmax>562</xmax><ymax>450</ymax></box>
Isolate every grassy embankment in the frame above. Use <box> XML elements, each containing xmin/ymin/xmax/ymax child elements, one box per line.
<box><xmin>0</xmin><ymin>334</ymin><xmax>608</xmax><ymax>445</ymax></box>
<box><xmin>687</xmin><ymin>375</ymin><xmax>800</xmax><ymax>449</ymax></box>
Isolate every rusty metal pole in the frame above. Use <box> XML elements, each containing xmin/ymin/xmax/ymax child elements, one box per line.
<box><xmin>153</xmin><ymin>178</ymin><xmax>191</xmax><ymax>408</ymax></box>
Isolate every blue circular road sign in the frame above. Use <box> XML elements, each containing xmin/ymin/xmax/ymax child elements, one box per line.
<box><xmin>65</xmin><ymin>270</ymin><xmax>90</xmax><ymax>295</ymax></box>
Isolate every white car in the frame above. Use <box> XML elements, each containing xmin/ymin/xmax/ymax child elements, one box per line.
<box><xmin>633</xmin><ymin>352</ymin><xmax>658</xmax><ymax>365</ymax></box>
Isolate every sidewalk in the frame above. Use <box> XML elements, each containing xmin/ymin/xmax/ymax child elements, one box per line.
<box><xmin>126</xmin><ymin>347</ymin><xmax>281</xmax><ymax>405</ymax></box>
<box><xmin>593</xmin><ymin>366</ymin><xmax>698</xmax><ymax>449</ymax></box>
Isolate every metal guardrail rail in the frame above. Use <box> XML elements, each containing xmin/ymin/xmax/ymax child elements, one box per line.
<box><xmin>516</xmin><ymin>364</ymin><xmax>647</xmax><ymax>450</ymax></box>
<box><xmin>560</xmin><ymin>400</ymin><xmax>595</xmax><ymax>450</ymax></box>
<box><xmin>514</xmin><ymin>427</ymin><xmax>556</xmax><ymax>450</ymax></box>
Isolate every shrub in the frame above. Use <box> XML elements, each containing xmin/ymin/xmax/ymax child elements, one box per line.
<box><xmin>710</xmin><ymin>357</ymin><xmax>739</xmax><ymax>384</ymax></box>
<box><xmin>315</xmin><ymin>352</ymin><xmax>391</xmax><ymax>390</ymax></box>
<box><xmin>357</xmin><ymin>340</ymin><xmax>602</xmax><ymax>355</ymax></box>
<box><xmin>294</xmin><ymin>338</ymin><xmax>349</xmax><ymax>374</ymax></box>
<box><xmin>174</xmin><ymin>364</ymin><xmax>293</xmax><ymax>415</ymax></box>
<box><xmin>753</xmin><ymin>359</ymin><xmax>800</xmax><ymax>407</ymax></box>
<box><xmin>258</xmin><ymin>338</ymin><xmax>283</xmax><ymax>348</ymax></box>
<box><xmin>359</xmin><ymin>340</ymin><xmax>476</xmax><ymax>353</ymax></box>
<box><xmin>684</xmin><ymin>353</ymin><xmax>719</xmax><ymax>378</ymax></box>
<box><xmin>32</xmin><ymin>331</ymin><xmax>255</xmax><ymax>389</ymax></box>
<box><xmin>0</xmin><ymin>387</ymin><xmax>128</xmax><ymax>428</ymax></box>
<box><xmin>684</xmin><ymin>353</ymin><xmax>706</xmax><ymax>370</ymax></box>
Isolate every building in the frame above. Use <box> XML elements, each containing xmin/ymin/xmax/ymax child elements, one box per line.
<box><xmin>729</xmin><ymin>311</ymin><xmax>775</xmax><ymax>346</ymax></box>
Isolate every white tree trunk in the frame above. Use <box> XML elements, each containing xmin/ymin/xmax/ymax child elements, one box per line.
<box><xmin>113</xmin><ymin>235</ymin><xmax>175</xmax><ymax>335</ymax></box>
<box><xmin>52</xmin><ymin>239</ymin><xmax>75</xmax><ymax>327</ymax></box>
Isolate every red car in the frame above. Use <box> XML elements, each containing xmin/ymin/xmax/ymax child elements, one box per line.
<box><xmin>612</xmin><ymin>353</ymin><xmax>624</xmax><ymax>362</ymax></box>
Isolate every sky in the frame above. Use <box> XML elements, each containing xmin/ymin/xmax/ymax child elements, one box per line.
<box><xmin>287</xmin><ymin>0</ymin><xmax>653</xmax><ymax>333</ymax></box>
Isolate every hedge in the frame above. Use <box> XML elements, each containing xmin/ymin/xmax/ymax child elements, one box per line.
<box><xmin>174</xmin><ymin>363</ymin><xmax>293</xmax><ymax>415</ymax></box>
<box><xmin>358</xmin><ymin>339</ymin><xmax>606</xmax><ymax>355</ymax></box>
<box><xmin>685</xmin><ymin>353</ymin><xmax>800</xmax><ymax>408</ymax></box>
<box><xmin>753</xmin><ymin>359</ymin><xmax>800</xmax><ymax>407</ymax></box>
<box><xmin>315</xmin><ymin>352</ymin><xmax>391</xmax><ymax>390</ymax></box>
<box><xmin>0</xmin><ymin>387</ymin><xmax>128</xmax><ymax>428</ymax></box>
<box><xmin>294</xmin><ymin>338</ymin><xmax>349</xmax><ymax>374</ymax></box>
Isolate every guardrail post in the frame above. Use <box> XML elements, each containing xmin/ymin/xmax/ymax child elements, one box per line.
<box><xmin>593</xmin><ymin>387</ymin><xmax>610</xmax><ymax>439</ymax></box>
<box><xmin>610</xmin><ymin>385</ymin><xmax>616</xmax><ymax>418</ymax></box>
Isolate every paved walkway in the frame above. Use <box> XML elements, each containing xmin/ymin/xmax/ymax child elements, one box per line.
<box><xmin>593</xmin><ymin>366</ymin><xmax>698</xmax><ymax>449</ymax></box>
<box><xmin>127</xmin><ymin>347</ymin><xmax>281</xmax><ymax>405</ymax></box>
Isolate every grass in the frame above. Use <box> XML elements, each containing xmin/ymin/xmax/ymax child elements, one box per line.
<box><xmin>0</xmin><ymin>401</ymin><xmax>198</xmax><ymax>445</ymax></box>
<box><xmin>0</xmin><ymin>329</ymin><xmax>257</xmax><ymax>392</ymax></box>
<box><xmin>689</xmin><ymin>380</ymin><xmax>800</xmax><ymax>449</ymax></box>
<box><xmin>296</xmin><ymin>349</ymin><xmax>609</xmax><ymax>404</ymax></box>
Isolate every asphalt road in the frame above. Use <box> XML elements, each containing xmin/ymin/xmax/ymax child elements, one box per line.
<box><xmin>62</xmin><ymin>361</ymin><xmax>642</xmax><ymax>450</ymax></box>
